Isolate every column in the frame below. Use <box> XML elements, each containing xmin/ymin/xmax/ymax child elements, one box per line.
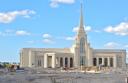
<box><xmin>108</xmin><ymin>57</ymin><xmax>110</xmax><ymax>67</ymax></box>
<box><xmin>63</xmin><ymin>57</ymin><xmax>65</xmax><ymax>68</ymax></box>
<box><xmin>122</xmin><ymin>52</ymin><xmax>126</xmax><ymax>68</ymax></box>
<box><xmin>102</xmin><ymin>57</ymin><xmax>104</xmax><ymax>66</ymax></box>
<box><xmin>114</xmin><ymin>56</ymin><xmax>117</xmax><ymax>68</ymax></box>
<box><xmin>29</xmin><ymin>51</ymin><xmax>34</xmax><ymax>67</ymax></box>
<box><xmin>44</xmin><ymin>54</ymin><xmax>47</xmax><ymax>68</ymax></box>
<box><xmin>96</xmin><ymin>57</ymin><xmax>99</xmax><ymax>66</ymax></box>
<box><xmin>28</xmin><ymin>51</ymin><xmax>31</xmax><ymax>67</ymax></box>
<box><xmin>52</xmin><ymin>55</ymin><xmax>56</xmax><ymax>68</ymax></box>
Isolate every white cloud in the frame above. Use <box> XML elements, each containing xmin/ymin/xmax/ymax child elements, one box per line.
<box><xmin>0</xmin><ymin>29</ymin><xmax>31</xmax><ymax>36</ymax></box>
<box><xmin>50</xmin><ymin>2</ymin><xmax>59</xmax><ymax>8</ymax></box>
<box><xmin>65</xmin><ymin>36</ymin><xmax>75</xmax><ymax>40</ymax></box>
<box><xmin>72</xmin><ymin>26</ymin><xmax>92</xmax><ymax>32</ymax></box>
<box><xmin>42</xmin><ymin>33</ymin><xmax>54</xmax><ymax>44</ymax></box>
<box><xmin>50</xmin><ymin>0</ymin><xmax>75</xmax><ymax>8</ymax></box>
<box><xmin>104</xmin><ymin>22</ymin><xmax>128</xmax><ymax>36</ymax></box>
<box><xmin>42</xmin><ymin>34</ymin><xmax>52</xmax><ymax>38</ymax></box>
<box><xmin>85</xmin><ymin>26</ymin><xmax>92</xmax><ymax>32</ymax></box>
<box><xmin>104</xmin><ymin>42</ymin><xmax>119</xmax><ymax>48</ymax></box>
<box><xmin>16</xmin><ymin>30</ymin><xmax>30</xmax><ymax>36</ymax></box>
<box><xmin>0</xmin><ymin>10</ymin><xmax>36</xmax><ymax>23</ymax></box>
<box><xmin>73</xmin><ymin>27</ymin><xmax>78</xmax><ymax>32</ymax></box>
<box><xmin>42</xmin><ymin>39</ymin><xmax>54</xmax><ymax>44</ymax></box>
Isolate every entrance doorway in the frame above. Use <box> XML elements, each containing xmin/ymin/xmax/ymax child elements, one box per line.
<box><xmin>93</xmin><ymin>58</ymin><xmax>97</xmax><ymax>66</ymax></box>
<box><xmin>47</xmin><ymin>56</ymin><xmax>52</xmax><ymax>68</ymax></box>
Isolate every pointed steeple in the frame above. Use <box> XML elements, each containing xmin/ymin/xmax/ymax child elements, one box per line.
<box><xmin>77</xmin><ymin>3</ymin><xmax>86</xmax><ymax>36</ymax></box>
<box><xmin>79</xmin><ymin>3</ymin><xmax>84</xmax><ymax>28</ymax></box>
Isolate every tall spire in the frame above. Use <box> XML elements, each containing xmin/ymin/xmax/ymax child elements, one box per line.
<box><xmin>77</xmin><ymin>2</ymin><xmax>86</xmax><ymax>35</ymax></box>
<box><xmin>79</xmin><ymin>3</ymin><xmax>84</xmax><ymax>28</ymax></box>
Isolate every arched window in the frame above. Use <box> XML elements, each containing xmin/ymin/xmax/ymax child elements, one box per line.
<box><xmin>104</xmin><ymin>58</ymin><xmax>108</xmax><ymax>67</ymax></box>
<box><xmin>93</xmin><ymin>58</ymin><xmax>97</xmax><ymax>66</ymax></box>
<box><xmin>70</xmin><ymin>58</ymin><xmax>73</xmax><ymax>67</ymax></box>
<box><xmin>99</xmin><ymin>58</ymin><xmax>102</xmax><ymax>65</ymax></box>
<box><xmin>110</xmin><ymin>58</ymin><xmax>113</xmax><ymax>67</ymax></box>
<box><xmin>60</xmin><ymin>57</ymin><xmax>63</xmax><ymax>67</ymax></box>
<box><xmin>65</xmin><ymin>57</ymin><xmax>68</xmax><ymax>67</ymax></box>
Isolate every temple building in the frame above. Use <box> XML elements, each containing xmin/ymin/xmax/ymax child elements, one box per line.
<box><xmin>20</xmin><ymin>4</ymin><xmax>126</xmax><ymax>69</ymax></box>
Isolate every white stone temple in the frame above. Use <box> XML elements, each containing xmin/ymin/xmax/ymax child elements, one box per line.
<box><xmin>20</xmin><ymin>4</ymin><xmax>126</xmax><ymax>69</ymax></box>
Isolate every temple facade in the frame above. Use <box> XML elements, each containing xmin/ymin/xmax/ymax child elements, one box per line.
<box><xmin>20</xmin><ymin>5</ymin><xmax>126</xmax><ymax>69</ymax></box>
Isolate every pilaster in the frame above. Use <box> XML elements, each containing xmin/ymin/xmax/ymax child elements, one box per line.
<box><xmin>44</xmin><ymin>54</ymin><xmax>47</xmax><ymax>68</ymax></box>
<box><xmin>114</xmin><ymin>56</ymin><xmax>117</xmax><ymax>68</ymax></box>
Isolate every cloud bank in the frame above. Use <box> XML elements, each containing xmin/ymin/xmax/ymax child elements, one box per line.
<box><xmin>50</xmin><ymin>0</ymin><xmax>75</xmax><ymax>8</ymax></box>
<box><xmin>104</xmin><ymin>22</ymin><xmax>128</xmax><ymax>36</ymax></box>
<box><xmin>0</xmin><ymin>10</ymin><xmax>36</xmax><ymax>23</ymax></box>
<box><xmin>73</xmin><ymin>26</ymin><xmax>92</xmax><ymax>32</ymax></box>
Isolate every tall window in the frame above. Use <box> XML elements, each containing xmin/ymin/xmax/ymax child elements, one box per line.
<box><xmin>60</xmin><ymin>57</ymin><xmax>63</xmax><ymax>67</ymax></box>
<box><xmin>40</xmin><ymin>60</ymin><xmax>41</xmax><ymax>66</ymax></box>
<box><xmin>80</xmin><ymin>38</ymin><xmax>85</xmax><ymax>53</ymax></box>
<box><xmin>80</xmin><ymin>56</ymin><xmax>85</xmax><ymax>66</ymax></box>
<box><xmin>79</xmin><ymin>38</ymin><xmax>86</xmax><ymax>66</ymax></box>
<box><xmin>104</xmin><ymin>58</ymin><xmax>108</xmax><ymax>67</ymax></box>
<box><xmin>99</xmin><ymin>58</ymin><xmax>102</xmax><ymax>65</ymax></box>
<box><xmin>110</xmin><ymin>58</ymin><xmax>113</xmax><ymax>67</ymax></box>
<box><xmin>65</xmin><ymin>57</ymin><xmax>68</xmax><ymax>67</ymax></box>
<box><xmin>70</xmin><ymin>58</ymin><xmax>73</xmax><ymax>67</ymax></box>
<box><xmin>38</xmin><ymin>60</ymin><xmax>40</xmax><ymax>67</ymax></box>
<box><xmin>38</xmin><ymin>60</ymin><xmax>41</xmax><ymax>67</ymax></box>
<box><xmin>93</xmin><ymin>58</ymin><xmax>97</xmax><ymax>66</ymax></box>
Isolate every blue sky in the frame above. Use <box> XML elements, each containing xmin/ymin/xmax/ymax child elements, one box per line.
<box><xmin>0</xmin><ymin>0</ymin><xmax>128</xmax><ymax>62</ymax></box>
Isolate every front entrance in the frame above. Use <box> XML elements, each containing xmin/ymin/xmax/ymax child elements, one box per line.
<box><xmin>80</xmin><ymin>56</ymin><xmax>85</xmax><ymax>66</ymax></box>
<box><xmin>47</xmin><ymin>56</ymin><xmax>52</xmax><ymax>68</ymax></box>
